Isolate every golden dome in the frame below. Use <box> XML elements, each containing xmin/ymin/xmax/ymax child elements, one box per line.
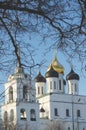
<box><xmin>47</xmin><ymin>54</ymin><xmax>64</xmax><ymax>74</ymax></box>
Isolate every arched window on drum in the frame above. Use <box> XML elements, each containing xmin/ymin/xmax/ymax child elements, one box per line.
<box><xmin>9</xmin><ymin>86</ymin><xmax>13</xmax><ymax>102</ymax></box>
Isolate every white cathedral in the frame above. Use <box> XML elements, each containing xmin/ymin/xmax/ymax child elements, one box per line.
<box><xmin>1</xmin><ymin>54</ymin><xmax>86</xmax><ymax>130</ymax></box>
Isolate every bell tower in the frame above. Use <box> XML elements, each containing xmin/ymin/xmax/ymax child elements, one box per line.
<box><xmin>1</xmin><ymin>46</ymin><xmax>40</xmax><ymax>130</ymax></box>
<box><xmin>1</xmin><ymin>65</ymin><xmax>40</xmax><ymax>130</ymax></box>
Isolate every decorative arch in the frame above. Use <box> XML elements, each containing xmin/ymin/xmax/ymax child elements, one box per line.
<box><xmin>9</xmin><ymin>86</ymin><xmax>13</xmax><ymax>101</ymax></box>
<box><xmin>30</xmin><ymin>109</ymin><xmax>36</xmax><ymax>121</ymax></box>
<box><xmin>4</xmin><ymin>111</ymin><xmax>8</xmax><ymax>122</ymax></box>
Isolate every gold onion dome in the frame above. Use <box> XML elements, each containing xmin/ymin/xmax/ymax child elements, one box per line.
<box><xmin>47</xmin><ymin>54</ymin><xmax>64</xmax><ymax>74</ymax></box>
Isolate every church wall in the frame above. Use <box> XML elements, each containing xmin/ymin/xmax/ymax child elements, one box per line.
<box><xmin>38</xmin><ymin>93</ymin><xmax>86</xmax><ymax>130</ymax></box>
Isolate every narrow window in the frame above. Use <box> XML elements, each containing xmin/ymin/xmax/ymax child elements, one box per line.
<box><xmin>9</xmin><ymin>86</ymin><xmax>13</xmax><ymax>101</ymax></box>
<box><xmin>59</xmin><ymin>80</ymin><xmax>61</xmax><ymax>90</ymax></box>
<box><xmin>30</xmin><ymin>109</ymin><xmax>36</xmax><ymax>121</ymax></box>
<box><xmin>54</xmin><ymin>81</ymin><xmax>56</xmax><ymax>89</ymax></box>
<box><xmin>77</xmin><ymin>109</ymin><xmax>80</xmax><ymax>117</ymax></box>
<box><xmin>42</xmin><ymin>86</ymin><xmax>43</xmax><ymax>94</ymax></box>
<box><xmin>23</xmin><ymin>85</ymin><xmax>28</xmax><ymax>100</ymax></box>
<box><xmin>54</xmin><ymin>108</ymin><xmax>58</xmax><ymax>116</ymax></box>
<box><xmin>66</xmin><ymin>109</ymin><xmax>69</xmax><ymax>117</ymax></box>
<box><xmin>9</xmin><ymin>125</ymin><xmax>12</xmax><ymax>130</ymax></box>
<box><xmin>10</xmin><ymin>109</ymin><xmax>14</xmax><ymax>121</ymax></box>
<box><xmin>83</xmin><ymin>128</ymin><xmax>85</xmax><ymax>130</ymax></box>
<box><xmin>50</xmin><ymin>81</ymin><xmax>52</xmax><ymax>89</ymax></box>
<box><xmin>38</xmin><ymin>87</ymin><xmax>40</xmax><ymax>94</ymax></box>
<box><xmin>71</xmin><ymin>83</ymin><xmax>73</xmax><ymax>86</ymax></box>
<box><xmin>20</xmin><ymin>108</ymin><xmax>27</xmax><ymax>120</ymax></box>
<box><xmin>68</xmin><ymin>127</ymin><xmax>70</xmax><ymax>130</ymax></box>
<box><xmin>75</xmin><ymin>84</ymin><xmax>77</xmax><ymax>92</ymax></box>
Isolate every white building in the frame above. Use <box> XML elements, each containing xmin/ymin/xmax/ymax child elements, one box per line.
<box><xmin>1</xmin><ymin>54</ymin><xmax>86</xmax><ymax>130</ymax></box>
<box><xmin>35</xmin><ymin>54</ymin><xmax>86</xmax><ymax>130</ymax></box>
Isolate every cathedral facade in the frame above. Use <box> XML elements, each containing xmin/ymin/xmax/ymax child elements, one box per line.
<box><xmin>1</xmin><ymin>54</ymin><xmax>86</xmax><ymax>130</ymax></box>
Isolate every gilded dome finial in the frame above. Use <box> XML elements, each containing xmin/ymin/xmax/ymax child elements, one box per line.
<box><xmin>47</xmin><ymin>51</ymin><xmax>64</xmax><ymax>74</ymax></box>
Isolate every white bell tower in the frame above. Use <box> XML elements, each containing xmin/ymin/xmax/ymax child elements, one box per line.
<box><xmin>1</xmin><ymin>66</ymin><xmax>40</xmax><ymax>130</ymax></box>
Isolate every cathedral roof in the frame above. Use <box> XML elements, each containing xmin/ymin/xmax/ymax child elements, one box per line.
<box><xmin>66</xmin><ymin>69</ymin><xmax>80</xmax><ymax>80</ymax></box>
<box><xmin>35</xmin><ymin>72</ymin><xmax>46</xmax><ymax>82</ymax></box>
<box><xmin>45</xmin><ymin>65</ymin><xmax>58</xmax><ymax>78</ymax></box>
<box><xmin>47</xmin><ymin>54</ymin><xmax>64</xmax><ymax>74</ymax></box>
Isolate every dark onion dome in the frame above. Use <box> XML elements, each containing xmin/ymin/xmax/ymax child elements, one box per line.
<box><xmin>66</xmin><ymin>69</ymin><xmax>80</xmax><ymax>80</ymax></box>
<box><xmin>63</xmin><ymin>79</ymin><xmax>66</xmax><ymax>85</ymax></box>
<box><xmin>35</xmin><ymin>72</ymin><xmax>46</xmax><ymax>82</ymax></box>
<box><xmin>45</xmin><ymin>65</ymin><xmax>59</xmax><ymax>78</ymax></box>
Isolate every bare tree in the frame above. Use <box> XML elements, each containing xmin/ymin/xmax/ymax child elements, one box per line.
<box><xmin>2</xmin><ymin>119</ymin><xmax>17</xmax><ymax>130</ymax></box>
<box><xmin>2</xmin><ymin>119</ymin><xmax>38</xmax><ymax>130</ymax></box>
<box><xmin>0</xmin><ymin>0</ymin><xmax>86</xmax><ymax>75</ymax></box>
<box><xmin>45</xmin><ymin>120</ymin><xmax>64</xmax><ymax>130</ymax></box>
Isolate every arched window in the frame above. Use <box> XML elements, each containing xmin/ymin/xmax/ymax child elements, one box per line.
<box><xmin>9</xmin><ymin>86</ymin><xmax>13</xmax><ymax>101</ymax></box>
<box><xmin>20</xmin><ymin>108</ymin><xmax>27</xmax><ymax>120</ymax></box>
<box><xmin>59</xmin><ymin>80</ymin><xmax>61</xmax><ymax>90</ymax></box>
<box><xmin>23</xmin><ymin>85</ymin><xmax>28</xmax><ymax>100</ymax></box>
<box><xmin>66</xmin><ymin>109</ymin><xmax>69</xmax><ymax>117</ymax></box>
<box><xmin>4</xmin><ymin>111</ymin><xmax>8</xmax><ymax>121</ymax></box>
<box><xmin>42</xmin><ymin>86</ymin><xmax>43</xmax><ymax>94</ymax></box>
<box><xmin>30</xmin><ymin>109</ymin><xmax>36</xmax><ymax>121</ymax></box>
<box><xmin>38</xmin><ymin>86</ymin><xmax>40</xmax><ymax>94</ymax></box>
<box><xmin>77</xmin><ymin>109</ymin><xmax>80</xmax><ymax>117</ymax></box>
<box><xmin>50</xmin><ymin>81</ymin><xmax>52</xmax><ymax>89</ymax></box>
<box><xmin>54</xmin><ymin>81</ymin><xmax>56</xmax><ymax>89</ymax></box>
<box><xmin>54</xmin><ymin>108</ymin><xmax>58</xmax><ymax>116</ymax></box>
<box><xmin>68</xmin><ymin>127</ymin><xmax>70</xmax><ymax>130</ymax></box>
<box><xmin>10</xmin><ymin>109</ymin><xmax>14</xmax><ymax>121</ymax></box>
